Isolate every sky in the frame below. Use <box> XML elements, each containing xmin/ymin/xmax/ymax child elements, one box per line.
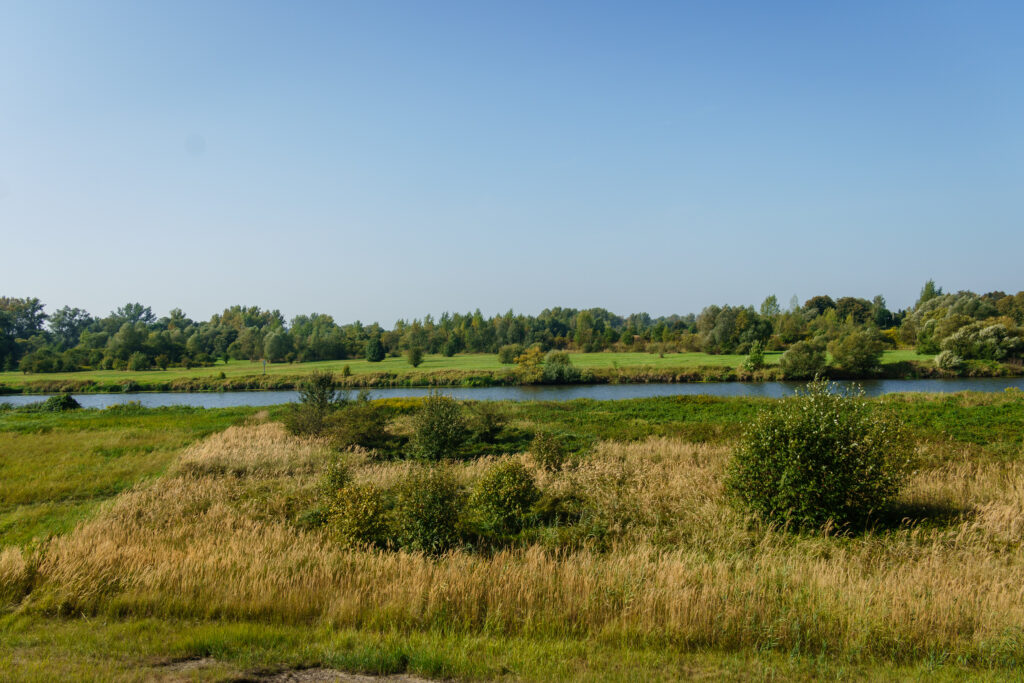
<box><xmin>2</xmin><ymin>1</ymin><xmax>1023</xmax><ymax>325</ymax></box>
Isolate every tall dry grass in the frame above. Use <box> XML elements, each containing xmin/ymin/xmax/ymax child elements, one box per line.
<box><xmin>6</xmin><ymin>422</ymin><xmax>1024</xmax><ymax>663</ymax></box>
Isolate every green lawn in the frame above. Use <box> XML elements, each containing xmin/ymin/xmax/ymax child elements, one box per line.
<box><xmin>0</xmin><ymin>350</ymin><xmax>934</xmax><ymax>390</ymax></box>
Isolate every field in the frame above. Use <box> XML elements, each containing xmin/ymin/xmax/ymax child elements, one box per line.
<box><xmin>2</xmin><ymin>391</ymin><xmax>1024</xmax><ymax>680</ymax></box>
<box><xmin>0</xmin><ymin>350</ymin><xmax>937</xmax><ymax>393</ymax></box>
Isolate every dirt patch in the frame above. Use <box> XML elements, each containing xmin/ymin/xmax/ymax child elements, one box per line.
<box><xmin>159</xmin><ymin>659</ymin><xmax>435</xmax><ymax>682</ymax></box>
<box><xmin>260</xmin><ymin>671</ymin><xmax>434</xmax><ymax>682</ymax></box>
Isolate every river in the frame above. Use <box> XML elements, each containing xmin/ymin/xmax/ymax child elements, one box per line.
<box><xmin>3</xmin><ymin>377</ymin><xmax>1024</xmax><ymax>409</ymax></box>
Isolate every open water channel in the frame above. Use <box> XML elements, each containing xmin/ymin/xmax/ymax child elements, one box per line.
<box><xmin>3</xmin><ymin>377</ymin><xmax>1024</xmax><ymax>409</ymax></box>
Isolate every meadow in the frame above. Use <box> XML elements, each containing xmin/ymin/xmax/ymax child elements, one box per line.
<box><xmin>2</xmin><ymin>391</ymin><xmax>1024</xmax><ymax>680</ymax></box>
<box><xmin>0</xmin><ymin>349</ymin><xmax>938</xmax><ymax>394</ymax></box>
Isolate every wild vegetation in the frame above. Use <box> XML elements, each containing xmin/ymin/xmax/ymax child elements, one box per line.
<box><xmin>3</xmin><ymin>282</ymin><xmax>1023</xmax><ymax>384</ymax></box>
<box><xmin>2</xmin><ymin>387</ymin><xmax>1024</xmax><ymax>679</ymax></box>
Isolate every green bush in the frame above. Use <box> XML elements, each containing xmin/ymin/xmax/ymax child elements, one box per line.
<box><xmin>531</xmin><ymin>431</ymin><xmax>568</xmax><ymax>472</ymax></box>
<box><xmin>542</xmin><ymin>350</ymin><xmax>580</xmax><ymax>383</ymax></box>
<box><xmin>365</xmin><ymin>337</ymin><xmax>385</xmax><ymax>363</ymax></box>
<box><xmin>725</xmin><ymin>379</ymin><xmax>914</xmax><ymax>529</ymax></box>
<box><xmin>318</xmin><ymin>456</ymin><xmax>352</xmax><ymax>499</ymax></box>
<box><xmin>468</xmin><ymin>401</ymin><xmax>508</xmax><ymax>443</ymax></box>
<box><xmin>394</xmin><ymin>466</ymin><xmax>464</xmax><ymax>553</ymax></box>
<box><xmin>283</xmin><ymin>371</ymin><xmax>344</xmax><ymax>436</ymax></box>
<box><xmin>498</xmin><ymin>344</ymin><xmax>523</xmax><ymax>365</ymax></box>
<box><xmin>405</xmin><ymin>346</ymin><xmax>424</xmax><ymax>367</ymax></box>
<box><xmin>471</xmin><ymin>459</ymin><xmax>540</xmax><ymax>537</ymax></box>
<box><xmin>327</xmin><ymin>402</ymin><xmax>394</xmax><ymax>453</ymax></box>
<box><xmin>410</xmin><ymin>393</ymin><xmax>468</xmax><ymax>460</ymax></box>
<box><xmin>742</xmin><ymin>340</ymin><xmax>766</xmax><ymax>372</ymax></box>
<box><xmin>779</xmin><ymin>339</ymin><xmax>826</xmax><ymax>379</ymax></box>
<box><xmin>127</xmin><ymin>351</ymin><xmax>152</xmax><ymax>371</ymax></box>
<box><xmin>934</xmin><ymin>350</ymin><xmax>965</xmax><ymax>371</ymax></box>
<box><xmin>330</xmin><ymin>483</ymin><xmax>390</xmax><ymax>548</ymax></box>
<box><xmin>827</xmin><ymin>329</ymin><xmax>885</xmax><ymax>374</ymax></box>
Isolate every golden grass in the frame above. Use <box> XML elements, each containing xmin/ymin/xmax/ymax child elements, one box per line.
<box><xmin>5</xmin><ymin>423</ymin><xmax>1024</xmax><ymax>665</ymax></box>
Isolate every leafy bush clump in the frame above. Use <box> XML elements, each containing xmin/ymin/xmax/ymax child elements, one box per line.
<box><xmin>410</xmin><ymin>394</ymin><xmax>468</xmax><ymax>460</ymax></box>
<box><xmin>467</xmin><ymin>401</ymin><xmax>508</xmax><ymax>443</ymax></box>
<box><xmin>779</xmin><ymin>339</ymin><xmax>827</xmax><ymax>379</ymax></box>
<box><xmin>330</xmin><ymin>483</ymin><xmax>390</xmax><ymax>548</ymax></box>
<box><xmin>542</xmin><ymin>351</ymin><xmax>580</xmax><ymax>383</ymax></box>
<box><xmin>284</xmin><ymin>371</ymin><xmax>347</xmax><ymax>436</ymax></box>
<box><xmin>725</xmin><ymin>379</ymin><xmax>914</xmax><ymax>529</ymax></box>
<box><xmin>393</xmin><ymin>466</ymin><xmax>464</xmax><ymax>553</ymax></box>
<box><xmin>127</xmin><ymin>351</ymin><xmax>151</xmax><ymax>371</ymax></box>
<box><xmin>471</xmin><ymin>460</ymin><xmax>540</xmax><ymax>537</ymax></box>
<box><xmin>742</xmin><ymin>340</ymin><xmax>765</xmax><ymax>372</ymax></box>
<box><xmin>328</xmin><ymin>402</ymin><xmax>395</xmax><ymax>453</ymax></box>
<box><xmin>498</xmin><ymin>344</ymin><xmax>523</xmax><ymax>365</ymax></box>
<box><xmin>531</xmin><ymin>431</ymin><xmax>568</xmax><ymax>472</ymax></box>
<box><xmin>43</xmin><ymin>393</ymin><xmax>81</xmax><ymax>411</ymax></box>
<box><xmin>405</xmin><ymin>346</ymin><xmax>424</xmax><ymax>367</ymax></box>
<box><xmin>827</xmin><ymin>329</ymin><xmax>885</xmax><ymax>374</ymax></box>
<box><xmin>934</xmin><ymin>350</ymin><xmax>965</xmax><ymax>371</ymax></box>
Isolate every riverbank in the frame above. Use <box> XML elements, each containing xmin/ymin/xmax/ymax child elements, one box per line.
<box><xmin>1</xmin><ymin>356</ymin><xmax>1020</xmax><ymax>395</ymax></box>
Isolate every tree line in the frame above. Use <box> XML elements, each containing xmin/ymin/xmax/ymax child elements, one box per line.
<box><xmin>3</xmin><ymin>281</ymin><xmax>1023</xmax><ymax>374</ymax></box>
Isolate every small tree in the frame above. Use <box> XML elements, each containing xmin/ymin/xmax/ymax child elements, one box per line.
<box><xmin>394</xmin><ymin>465</ymin><xmax>464</xmax><ymax>553</ymax></box>
<box><xmin>827</xmin><ymin>329</ymin><xmax>885</xmax><ymax>375</ymax></box>
<box><xmin>365</xmin><ymin>337</ymin><xmax>385</xmax><ymax>363</ymax></box>
<box><xmin>725</xmin><ymin>379</ymin><xmax>913</xmax><ymax>529</ymax></box>
<box><xmin>542</xmin><ymin>350</ymin><xmax>580</xmax><ymax>383</ymax></box>
<box><xmin>405</xmin><ymin>345</ymin><xmax>424</xmax><ymax>367</ymax></box>
<box><xmin>410</xmin><ymin>393</ymin><xmax>468</xmax><ymax>460</ymax></box>
<box><xmin>498</xmin><ymin>344</ymin><xmax>523</xmax><ymax>365</ymax></box>
<box><xmin>742</xmin><ymin>340</ymin><xmax>766</xmax><ymax>372</ymax></box>
<box><xmin>284</xmin><ymin>370</ymin><xmax>343</xmax><ymax>436</ymax></box>
<box><xmin>471</xmin><ymin>459</ymin><xmax>540</xmax><ymax>537</ymax></box>
<box><xmin>779</xmin><ymin>339</ymin><xmax>826</xmax><ymax>379</ymax></box>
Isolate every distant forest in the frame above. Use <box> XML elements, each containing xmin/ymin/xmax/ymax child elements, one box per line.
<box><xmin>2</xmin><ymin>281</ymin><xmax>1023</xmax><ymax>374</ymax></box>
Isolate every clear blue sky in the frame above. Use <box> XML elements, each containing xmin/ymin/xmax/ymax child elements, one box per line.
<box><xmin>2</xmin><ymin>1</ymin><xmax>1022</xmax><ymax>324</ymax></box>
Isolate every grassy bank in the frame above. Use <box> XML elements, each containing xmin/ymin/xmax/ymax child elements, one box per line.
<box><xmin>5</xmin><ymin>349</ymin><xmax>1013</xmax><ymax>396</ymax></box>
<box><xmin>2</xmin><ymin>392</ymin><xmax>1024</xmax><ymax>679</ymax></box>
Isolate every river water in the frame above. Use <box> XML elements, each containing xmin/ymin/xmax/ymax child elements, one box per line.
<box><xmin>3</xmin><ymin>377</ymin><xmax>1024</xmax><ymax>409</ymax></box>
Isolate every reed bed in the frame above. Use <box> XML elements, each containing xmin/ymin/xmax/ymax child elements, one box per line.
<box><xmin>5</xmin><ymin>422</ymin><xmax>1024</xmax><ymax>666</ymax></box>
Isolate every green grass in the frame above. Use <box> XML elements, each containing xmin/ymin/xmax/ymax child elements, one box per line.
<box><xmin>0</xmin><ymin>406</ymin><xmax>258</xmax><ymax>547</ymax></box>
<box><xmin>0</xmin><ymin>349</ymin><xmax>936</xmax><ymax>392</ymax></box>
<box><xmin>0</xmin><ymin>615</ymin><xmax>1011</xmax><ymax>682</ymax></box>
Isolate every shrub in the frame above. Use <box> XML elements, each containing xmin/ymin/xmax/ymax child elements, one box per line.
<box><xmin>410</xmin><ymin>393</ymin><xmax>468</xmax><ymax>460</ymax></box>
<box><xmin>742</xmin><ymin>340</ymin><xmax>766</xmax><ymax>372</ymax></box>
<box><xmin>328</xmin><ymin>402</ymin><xmax>394</xmax><ymax>453</ymax></box>
<box><xmin>365</xmin><ymin>337</ymin><xmax>385</xmax><ymax>363</ymax></box>
<box><xmin>531</xmin><ymin>432</ymin><xmax>568</xmax><ymax>472</ymax></box>
<box><xmin>330</xmin><ymin>483</ymin><xmax>390</xmax><ymax>548</ymax></box>
<box><xmin>318</xmin><ymin>456</ymin><xmax>352</xmax><ymax>499</ymax></box>
<box><xmin>467</xmin><ymin>401</ymin><xmax>508</xmax><ymax>443</ymax></box>
<box><xmin>405</xmin><ymin>346</ymin><xmax>424</xmax><ymax>367</ymax></box>
<box><xmin>934</xmin><ymin>350</ymin><xmax>965</xmax><ymax>371</ymax></box>
<box><xmin>827</xmin><ymin>330</ymin><xmax>885</xmax><ymax>375</ymax></box>
<box><xmin>441</xmin><ymin>338</ymin><xmax>459</xmax><ymax>357</ymax></box>
<box><xmin>284</xmin><ymin>371</ymin><xmax>344</xmax><ymax>436</ymax></box>
<box><xmin>498</xmin><ymin>344</ymin><xmax>523</xmax><ymax>365</ymax></box>
<box><xmin>393</xmin><ymin>466</ymin><xmax>464</xmax><ymax>553</ymax></box>
<box><xmin>471</xmin><ymin>459</ymin><xmax>540</xmax><ymax>537</ymax></box>
<box><xmin>725</xmin><ymin>379</ymin><xmax>914</xmax><ymax>529</ymax></box>
<box><xmin>127</xmin><ymin>352</ymin><xmax>152</xmax><ymax>371</ymax></box>
<box><xmin>542</xmin><ymin>350</ymin><xmax>580</xmax><ymax>383</ymax></box>
<box><xmin>779</xmin><ymin>339</ymin><xmax>826</xmax><ymax>379</ymax></box>
<box><xmin>43</xmin><ymin>393</ymin><xmax>81</xmax><ymax>411</ymax></box>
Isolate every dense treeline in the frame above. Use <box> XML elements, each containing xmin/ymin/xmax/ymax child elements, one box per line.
<box><xmin>3</xmin><ymin>281</ymin><xmax>1023</xmax><ymax>374</ymax></box>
